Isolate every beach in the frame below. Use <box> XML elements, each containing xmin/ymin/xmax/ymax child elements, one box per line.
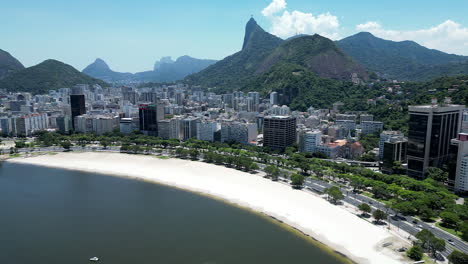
<box><xmin>9</xmin><ymin>152</ymin><xmax>408</xmax><ymax>264</ymax></box>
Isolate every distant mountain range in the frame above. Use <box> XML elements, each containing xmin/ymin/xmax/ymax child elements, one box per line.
<box><xmin>0</xmin><ymin>49</ymin><xmax>25</xmax><ymax>80</ymax></box>
<box><xmin>336</xmin><ymin>32</ymin><xmax>468</xmax><ymax>80</ymax></box>
<box><xmin>186</xmin><ymin>18</ymin><xmax>367</xmax><ymax>93</ymax></box>
<box><xmin>82</xmin><ymin>56</ymin><xmax>217</xmax><ymax>83</ymax></box>
<box><xmin>2</xmin><ymin>18</ymin><xmax>468</xmax><ymax>96</ymax></box>
<box><xmin>0</xmin><ymin>59</ymin><xmax>107</xmax><ymax>94</ymax></box>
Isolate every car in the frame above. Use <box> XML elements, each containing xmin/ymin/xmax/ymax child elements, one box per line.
<box><xmin>448</xmin><ymin>239</ymin><xmax>455</xmax><ymax>245</ymax></box>
<box><xmin>412</xmin><ymin>219</ymin><xmax>418</xmax><ymax>224</ymax></box>
<box><xmin>417</xmin><ymin>224</ymin><xmax>424</xmax><ymax>229</ymax></box>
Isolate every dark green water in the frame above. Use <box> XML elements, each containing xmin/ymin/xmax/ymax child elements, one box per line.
<box><xmin>0</xmin><ymin>163</ymin><xmax>347</xmax><ymax>264</ymax></box>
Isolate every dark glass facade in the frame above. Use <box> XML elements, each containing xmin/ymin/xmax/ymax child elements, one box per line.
<box><xmin>70</xmin><ymin>95</ymin><xmax>86</xmax><ymax>130</ymax></box>
<box><xmin>263</xmin><ymin>116</ymin><xmax>296</xmax><ymax>152</ymax></box>
<box><xmin>139</xmin><ymin>104</ymin><xmax>163</xmax><ymax>136</ymax></box>
<box><xmin>382</xmin><ymin>141</ymin><xmax>407</xmax><ymax>174</ymax></box>
<box><xmin>407</xmin><ymin>107</ymin><xmax>462</xmax><ymax>179</ymax></box>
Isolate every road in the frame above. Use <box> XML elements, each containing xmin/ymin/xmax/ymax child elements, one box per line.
<box><xmin>304</xmin><ymin>178</ymin><xmax>468</xmax><ymax>258</ymax></box>
<box><xmin>8</xmin><ymin>146</ymin><xmax>468</xmax><ymax>258</ymax></box>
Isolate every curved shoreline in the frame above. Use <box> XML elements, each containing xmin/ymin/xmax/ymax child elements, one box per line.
<box><xmin>7</xmin><ymin>152</ymin><xmax>407</xmax><ymax>264</ymax></box>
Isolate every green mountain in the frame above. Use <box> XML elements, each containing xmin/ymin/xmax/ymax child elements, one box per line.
<box><xmin>0</xmin><ymin>59</ymin><xmax>108</xmax><ymax>94</ymax></box>
<box><xmin>186</xmin><ymin>18</ymin><xmax>367</xmax><ymax>92</ymax></box>
<box><xmin>257</xmin><ymin>34</ymin><xmax>368</xmax><ymax>81</ymax></box>
<box><xmin>0</xmin><ymin>49</ymin><xmax>24</xmax><ymax>80</ymax></box>
<box><xmin>337</xmin><ymin>32</ymin><xmax>468</xmax><ymax>80</ymax></box>
<box><xmin>82</xmin><ymin>58</ymin><xmax>133</xmax><ymax>82</ymax></box>
<box><xmin>185</xmin><ymin>18</ymin><xmax>284</xmax><ymax>91</ymax></box>
<box><xmin>244</xmin><ymin>62</ymin><xmax>370</xmax><ymax>110</ymax></box>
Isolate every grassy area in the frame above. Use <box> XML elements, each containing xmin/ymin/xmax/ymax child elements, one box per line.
<box><xmin>435</xmin><ymin>222</ymin><xmax>462</xmax><ymax>238</ymax></box>
<box><xmin>422</xmin><ymin>254</ymin><xmax>433</xmax><ymax>263</ymax></box>
<box><xmin>360</xmin><ymin>191</ymin><xmax>393</xmax><ymax>206</ymax></box>
<box><xmin>9</xmin><ymin>153</ymin><xmax>21</xmax><ymax>158</ymax></box>
<box><xmin>157</xmin><ymin>156</ymin><xmax>171</xmax><ymax>160</ymax></box>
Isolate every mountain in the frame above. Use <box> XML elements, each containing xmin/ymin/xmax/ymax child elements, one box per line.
<box><xmin>185</xmin><ymin>18</ymin><xmax>284</xmax><ymax>91</ymax></box>
<box><xmin>82</xmin><ymin>58</ymin><xmax>133</xmax><ymax>82</ymax></box>
<box><xmin>154</xmin><ymin>56</ymin><xmax>175</xmax><ymax>71</ymax></box>
<box><xmin>83</xmin><ymin>56</ymin><xmax>217</xmax><ymax>83</ymax></box>
<box><xmin>149</xmin><ymin>55</ymin><xmax>218</xmax><ymax>82</ymax></box>
<box><xmin>186</xmin><ymin>18</ymin><xmax>367</xmax><ymax>92</ymax></box>
<box><xmin>0</xmin><ymin>59</ymin><xmax>108</xmax><ymax>94</ymax></box>
<box><xmin>337</xmin><ymin>32</ymin><xmax>468</xmax><ymax>80</ymax></box>
<box><xmin>257</xmin><ymin>34</ymin><xmax>368</xmax><ymax>81</ymax></box>
<box><xmin>0</xmin><ymin>49</ymin><xmax>24</xmax><ymax>80</ymax></box>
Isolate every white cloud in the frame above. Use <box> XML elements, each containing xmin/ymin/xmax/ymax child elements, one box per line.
<box><xmin>262</xmin><ymin>0</ymin><xmax>340</xmax><ymax>40</ymax></box>
<box><xmin>261</xmin><ymin>0</ymin><xmax>286</xmax><ymax>17</ymax></box>
<box><xmin>356</xmin><ymin>20</ymin><xmax>468</xmax><ymax>55</ymax></box>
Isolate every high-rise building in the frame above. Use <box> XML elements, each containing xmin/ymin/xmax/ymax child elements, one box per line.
<box><xmin>361</xmin><ymin>121</ymin><xmax>384</xmax><ymax>136</ymax></box>
<box><xmin>120</xmin><ymin>118</ymin><xmax>134</xmax><ymax>135</ymax></box>
<box><xmin>196</xmin><ymin>121</ymin><xmax>217</xmax><ymax>142</ymax></box>
<box><xmin>139</xmin><ymin>103</ymin><xmax>164</xmax><ymax>136</ymax></box>
<box><xmin>247</xmin><ymin>92</ymin><xmax>260</xmax><ymax>111</ymax></box>
<box><xmin>75</xmin><ymin>115</ymin><xmax>119</xmax><ymax>135</ymax></box>
<box><xmin>379</xmin><ymin>131</ymin><xmax>405</xmax><ymax>160</ymax></box>
<box><xmin>449</xmin><ymin>133</ymin><xmax>468</xmax><ymax>193</ymax></box>
<box><xmin>299</xmin><ymin>130</ymin><xmax>322</xmax><ymax>153</ymax></box>
<box><xmin>381</xmin><ymin>137</ymin><xmax>408</xmax><ymax>175</ymax></box>
<box><xmin>221</xmin><ymin>121</ymin><xmax>257</xmax><ymax>145</ymax></box>
<box><xmin>180</xmin><ymin>117</ymin><xmax>200</xmax><ymax>141</ymax></box>
<box><xmin>270</xmin><ymin>92</ymin><xmax>278</xmax><ymax>105</ymax></box>
<box><xmin>407</xmin><ymin>102</ymin><xmax>464</xmax><ymax>179</ymax></box>
<box><xmin>462</xmin><ymin>111</ymin><xmax>468</xmax><ymax>133</ymax></box>
<box><xmin>57</xmin><ymin>116</ymin><xmax>73</xmax><ymax>134</ymax></box>
<box><xmin>158</xmin><ymin>118</ymin><xmax>181</xmax><ymax>140</ymax></box>
<box><xmin>263</xmin><ymin>116</ymin><xmax>297</xmax><ymax>152</ymax></box>
<box><xmin>70</xmin><ymin>93</ymin><xmax>86</xmax><ymax>130</ymax></box>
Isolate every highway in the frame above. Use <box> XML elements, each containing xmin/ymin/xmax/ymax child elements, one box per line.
<box><xmin>304</xmin><ymin>178</ymin><xmax>468</xmax><ymax>258</ymax></box>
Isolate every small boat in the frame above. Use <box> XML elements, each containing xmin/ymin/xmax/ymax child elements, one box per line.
<box><xmin>89</xmin><ymin>257</ymin><xmax>99</xmax><ymax>262</ymax></box>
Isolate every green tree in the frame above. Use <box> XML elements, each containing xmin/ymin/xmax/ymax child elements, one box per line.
<box><xmin>15</xmin><ymin>141</ymin><xmax>27</xmax><ymax>149</ymax></box>
<box><xmin>358</xmin><ymin>203</ymin><xmax>372</xmax><ymax>216</ymax></box>
<box><xmin>60</xmin><ymin>140</ymin><xmax>72</xmax><ymax>151</ymax></box>
<box><xmin>325</xmin><ymin>186</ymin><xmax>344</xmax><ymax>204</ymax></box>
<box><xmin>290</xmin><ymin>174</ymin><xmax>305</xmax><ymax>189</ymax></box>
<box><xmin>428</xmin><ymin>236</ymin><xmax>445</xmax><ymax>257</ymax></box>
<box><xmin>440</xmin><ymin>211</ymin><xmax>461</xmax><ymax>229</ymax></box>
<box><xmin>100</xmin><ymin>139</ymin><xmax>111</xmax><ymax>149</ymax></box>
<box><xmin>448</xmin><ymin>250</ymin><xmax>468</xmax><ymax>264</ymax></box>
<box><xmin>461</xmin><ymin>221</ymin><xmax>468</xmax><ymax>242</ymax></box>
<box><xmin>265</xmin><ymin>165</ymin><xmax>280</xmax><ymax>181</ymax></box>
<box><xmin>426</xmin><ymin>167</ymin><xmax>448</xmax><ymax>183</ymax></box>
<box><xmin>419</xmin><ymin>207</ymin><xmax>436</xmax><ymax>221</ymax></box>
<box><xmin>372</xmin><ymin>209</ymin><xmax>387</xmax><ymax>224</ymax></box>
<box><xmin>189</xmin><ymin>149</ymin><xmax>199</xmax><ymax>160</ymax></box>
<box><xmin>416</xmin><ymin>229</ymin><xmax>434</xmax><ymax>249</ymax></box>
<box><xmin>406</xmin><ymin>245</ymin><xmax>423</xmax><ymax>261</ymax></box>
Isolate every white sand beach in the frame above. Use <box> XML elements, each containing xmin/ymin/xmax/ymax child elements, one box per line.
<box><xmin>9</xmin><ymin>152</ymin><xmax>408</xmax><ymax>264</ymax></box>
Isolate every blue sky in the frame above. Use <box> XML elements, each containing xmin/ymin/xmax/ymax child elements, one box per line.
<box><xmin>2</xmin><ymin>0</ymin><xmax>468</xmax><ymax>73</ymax></box>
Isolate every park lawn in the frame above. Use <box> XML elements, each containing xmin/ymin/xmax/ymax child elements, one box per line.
<box><xmin>435</xmin><ymin>222</ymin><xmax>462</xmax><ymax>238</ymax></box>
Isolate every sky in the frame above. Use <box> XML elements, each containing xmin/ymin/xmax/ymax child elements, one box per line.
<box><xmin>2</xmin><ymin>0</ymin><xmax>468</xmax><ymax>73</ymax></box>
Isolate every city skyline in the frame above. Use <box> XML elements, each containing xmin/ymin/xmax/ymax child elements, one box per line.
<box><xmin>2</xmin><ymin>0</ymin><xmax>468</xmax><ymax>73</ymax></box>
